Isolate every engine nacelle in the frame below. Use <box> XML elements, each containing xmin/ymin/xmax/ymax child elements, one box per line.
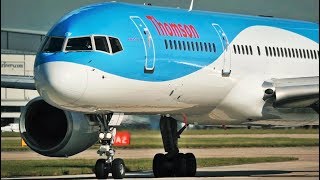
<box><xmin>20</xmin><ymin>97</ymin><xmax>100</xmax><ymax>157</ymax></box>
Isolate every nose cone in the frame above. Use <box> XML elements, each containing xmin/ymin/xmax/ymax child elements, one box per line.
<box><xmin>34</xmin><ymin>61</ymin><xmax>87</xmax><ymax>107</ymax></box>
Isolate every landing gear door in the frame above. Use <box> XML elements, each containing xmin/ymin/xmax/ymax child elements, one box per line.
<box><xmin>130</xmin><ymin>16</ymin><xmax>156</xmax><ymax>74</ymax></box>
<box><xmin>212</xmin><ymin>23</ymin><xmax>231</xmax><ymax>77</ymax></box>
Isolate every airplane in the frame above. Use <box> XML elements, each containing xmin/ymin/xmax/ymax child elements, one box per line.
<box><xmin>1</xmin><ymin>1</ymin><xmax>319</xmax><ymax>179</ymax></box>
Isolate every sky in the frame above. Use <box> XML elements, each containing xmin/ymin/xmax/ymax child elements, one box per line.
<box><xmin>1</xmin><ymin>0</ymin><xmax>319</xmax><ymax>32</ymax></box>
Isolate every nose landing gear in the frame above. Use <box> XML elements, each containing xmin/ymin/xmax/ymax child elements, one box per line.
<box><xmin>153</xmin><ymin>115</ymin><xmax>197</xmax><ymax>177</ymax></box>
<box><xmin>94</xmin><ymin>114</ymin><xmax>126</xmax><ymax>179</ymax></box>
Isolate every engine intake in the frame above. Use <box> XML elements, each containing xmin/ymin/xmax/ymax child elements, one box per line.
<box><xmin>20</xmin><ymin>97</ymin><xmax>100</xmax><ymax>157</ymax></box>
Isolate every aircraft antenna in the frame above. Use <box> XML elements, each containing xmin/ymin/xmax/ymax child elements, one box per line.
<box><xmin>188</xmin><ymin>0</ymin><xmax>194</xmax><ymax>11</ymax></box>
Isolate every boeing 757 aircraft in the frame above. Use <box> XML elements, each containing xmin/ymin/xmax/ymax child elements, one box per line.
<box><xmin>1</xmin><ymin>1</ymin><xmax>319</xmax><ymax>179</ymax></box>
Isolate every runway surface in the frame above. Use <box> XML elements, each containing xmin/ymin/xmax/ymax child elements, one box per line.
<box><xmin>2</xmin><ymin>160</ymin><xmax>319</xmax><ymax>180</ymax></box>
<box><xmin>2</xmin><ymin>147</ymin><xmax>318</xmax><ymax>179</ymax></box>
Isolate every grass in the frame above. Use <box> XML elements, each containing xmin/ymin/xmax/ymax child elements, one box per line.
<box><xmin>1</xmin><ymin>129</ymin><xmax>319</xmax><ymax>138</ymax></box>
<box><xmin>1</xmin><ymin>137</ymin><xmax>318</xmax><ymax>152</ymax></box>
<box><xmin>1</xmin><ymin>157</ymin><xmax>298</xmax><ymax>178</ymax></box>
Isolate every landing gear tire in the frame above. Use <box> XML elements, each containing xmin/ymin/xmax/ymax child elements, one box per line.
<box><xmin>112</xmin><ymin>158</ymin><xmax>126</xmax><ymax>179</ymax></box>
<box><xmin>185</xmin><ymin>153</ymin><xmax>197</xmax><ymax>177</ymax></box>
<box><xmin>175</xmin><ymin>153</ymin><xmax>187</xmax><ymax>177</ymax></box>
<box><xmin>95</xmin><ymin>159</ymin><xmax>110</xmax><ymax>179</ymax></box>
<box><xmin>153</xmin><ymin>153</ymin><xmax>171</xmax><ymax>177</ymax></box>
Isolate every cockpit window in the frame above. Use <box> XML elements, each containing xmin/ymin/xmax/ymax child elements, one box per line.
<box><xmin>41</xmin><ymin>37</ymin><xmax>64</xmax><ymax>53</ymax></box>
<box><xmin>94</xmin><ymin>36</ymin><xmax>110</xmax><ymax>53</ymax></box>
<box><xmin>66</xmin><ymin>37</ymin><xmax>92</xmax><ymax>51</ymax></box>
<box><xmin>109</xmin><ymin>37</ymin><xmax>123</xmax><ymax>53</ymax></box>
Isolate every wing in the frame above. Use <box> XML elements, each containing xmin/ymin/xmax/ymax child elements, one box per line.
<box><xmin>263</xmin><ymin>76</ymin><xmax>319</xmax><ymax>112</ymax></box>
<box><xmin>1</xmin><ymin>75</ymin><xmax>36</xmax><ymax>90</ymax></box>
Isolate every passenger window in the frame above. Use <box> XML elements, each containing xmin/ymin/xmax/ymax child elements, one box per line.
<box><xmin>42</xmin><ymin>37</ymin><xmax>65</xmax><ymax>52</ymax></box>
<box><xmin>196</xmin><ymin>42</ymin><xmax>199</xmax><ymax>51</ymax></box>
<box><xmin>241</xmin><ymin>45</ymin><xmax>245</xmax><ymax>54</ymax></box>
<box><xmin>109</xmin><ymin>37</ymin><xmax>123</xmax><ymax>53</ymax></box>
<box><xmin>178</xmin><ymin>41</ymin><xmax>182</xmax><ymax>50</ymax></box>
<box><xmin>269</xmin><ymin>47</ymin><xmax>273</xmax><ymax>57</ymax></box>
<box><xmin>204</xmin><ymin>43</ymin><xmax>208</xmax><ymax>52</ymax></box>
<box><xmin>94</xmin><ymin>36</ymin><xmax>110</xmax><ymax>53</ymax></box>
<box><xmin>257</xmin><ymin>46</ymin><xmax>261</xmax><ymax>55</ymax></box>
<box><xmin>303</xmin><ymin>49</ymin><xmax>306</xmax><ymax>58</ymax></box>
<box><xmin>306</xmin><ymin>50</ymin><xmax>310</xmax><ymax>59</ymax></box>
<box><xmin>200</xmin><ymin>42</ymin><xmax>203</xmax><ymax>51</ymax></box>
<box><xmin>296</xmin><ymin>49</ymin><xmax>299</xmax><ymax>58</ymax></box>
<box><xmin>233</xmin><ymin>45</ymin><xmax>237</xmax><ymax>54</ymax></box>
<box><xmin>187</xmin><ymin>42</ymin><xmax>190</xmax><ymax>51</ymax></box>
<box><xmin>288</xmin><ymin>48</ymin><xmax>291</xmax><ymax>57</ymax></box>
<box><xmin>310</xmin><ymin>50</ymin><xmax>314</xmax><ymax>59</ymax></box>
<box><xmin>208</xmin><ymin>43</ymin><xmax>212</xmax><ymax>52</ymax></box>
<box><xmin>277</xmin><ymin>48</ymin><xmax>280</xmax><ymax>57</ymax></box>
<box><xmin>291</xmin><ymin>48</ymin><xmax>295</xmax><ymax>58</ymax></box>
<box><xmin>299</xmin><ymin>49</ymin><xmax>302</xmax><ymax>58</ymax></box>
<box><xmin>164</xmin><ymin>40</ymin><xmax>168</xmax><ymax>49</ymax></box>
<box><xmin>183</xmin><ymin>41</ymin><xmax>186</xmax><ymax>51</ymax></box>
<box><xmin>212</xmin><ymin>43</ymin><xmax>216</xmax><ymax>52</ymax></box>
<box><xmin>272</xmin><ymin>47</ymin><xmax>276</xmax><ymax>57</ymax></box>
<box><xmin>66</xmin><ymin>37</ymin><xmax>92</xmax><ymax>51</ymax></box>
<box><xmin>174</xmin><ymin>40</ymin><xmax>177</xmax><ymax>50</ymax></box>
<box><xmin>249</xmin><ymin>46</ymin><xmax>253</xmax><ymax>55</ymax></box>
<box><xmin>169</xmin><ymin>40</ymin><xmax>173</xmax><ymax>49</ymax></box>
<box><xmin>237</xmin><ymin>45</ymin><xmax>240</xmax><ymax>55</ymax></box>
<box><xmin>314</xmin><ymin>50</ymin><xmax>318</xmax><ymax>59</ymax></box>
<box><xmin>280</xmin><ymin>48</ymin><xmax>284</xmax><ymax>57</ymax></box>
<box><xmin>265</xmin><ymin>46</ymin><xmax>269</xmax><ymax>56</ymax></box>
<box><xmin>284</xmin><ymin>48</ymin><xmax>288</xmax><ymax>57</ymax></box>
<box><xmin>245</xmin><ymin>45</ymin><xmax>249</xmax><ymax>55</ymax></box>
<box><xmin>191</xmin><ymin>42</ymin><xmax>195</xmax><ymax>51</ymax></box>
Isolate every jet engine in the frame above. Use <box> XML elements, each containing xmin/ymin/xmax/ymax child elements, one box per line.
<box><xmin>20</xmin><ymin>97</ymin><xmax>100</xmax><ymax>157</ymax></box>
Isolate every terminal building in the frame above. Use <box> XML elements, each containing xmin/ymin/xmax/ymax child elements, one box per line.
<box><xmin>1</xmin><ymin>29</ymin><xmax>45</xmax><ymax>126</ymax></box>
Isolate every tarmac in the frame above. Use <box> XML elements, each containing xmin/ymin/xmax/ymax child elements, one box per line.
<box><xmin>1</xmin><ymin>147</ymin><xmax>319</xmax><ymax>179</ymax></box>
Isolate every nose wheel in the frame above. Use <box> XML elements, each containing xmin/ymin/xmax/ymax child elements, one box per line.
<box><xmin>94</xmin><ymin>114</ymin><xmax>126</xmax><ymax>179</ymax></box>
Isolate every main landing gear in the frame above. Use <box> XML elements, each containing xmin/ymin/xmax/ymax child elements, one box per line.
<box><xmin>94</xmin><ymin>114</ymin><xmax>125</xmax><ymax>179</ymax></box>
<box><xmin>153</xmin><ymin>115</ymin><xmax>197</xmax><ymax>177</ymax></box>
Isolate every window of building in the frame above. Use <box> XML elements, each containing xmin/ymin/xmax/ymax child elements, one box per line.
<box><xmin>257</xmin><ymin>46</ymin><xmax>261</xmax><ymax>55</ymax></box>
<box><xmin>66</xmin><ymin>37</ymin><xmax>93</xmax><ymax>51</ymax></box>
<box><xmin>42</xmin><ymin>37</ymin><xmax>65</xmax><ymax>52</ymax></box>
<box><xmin>94</xmin><ymin>36</ymin><xmax>110</xmax><ymax>53</ymax></box>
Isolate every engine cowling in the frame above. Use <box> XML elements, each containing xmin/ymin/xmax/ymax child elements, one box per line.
<box><xmin>20</xmin><ymin>97</ymin><xmax>100</xmax><ymax>157</ymax></box>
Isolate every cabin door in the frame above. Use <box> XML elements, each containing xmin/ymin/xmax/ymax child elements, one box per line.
<box><xmin>212</xmin><ymin>23</ymin><xmax>231</xmax><ymax>77</ymax></box>
<box><xmin>130</xmin><ymin>16</ymin><xmax>156</xmax><ymax>73</ymax></box>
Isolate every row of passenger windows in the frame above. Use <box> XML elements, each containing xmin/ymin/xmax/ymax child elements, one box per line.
<box><xmin>233</xmin><ymin>44</ymin><xmax>319</xmax><ymax>60</ymax></box>
<box><xmin>164</xmin><ymin>39</ymin><xmax>216</xmax><ymax>53</ymax></box>
<box><xmin>41</xmin><ymin>36</ymin><xmax>123</xmax><ymax>54</ymax></box>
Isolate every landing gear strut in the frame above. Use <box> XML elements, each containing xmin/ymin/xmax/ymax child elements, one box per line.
<box><xmin>153</xmin><ymin>115</ymin><xmax>197</xmax><ymax>177</ymax></box>
<box><xmin>94</xmin><ymin>114</ymin><xmax>125</xmax><ymax>179</ymax></box>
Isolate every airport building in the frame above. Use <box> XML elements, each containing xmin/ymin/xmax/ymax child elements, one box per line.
<box><xmin>1</xmin><ymin>29</ymin><xmax>45</xmax><ymax>126</ymax></box>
